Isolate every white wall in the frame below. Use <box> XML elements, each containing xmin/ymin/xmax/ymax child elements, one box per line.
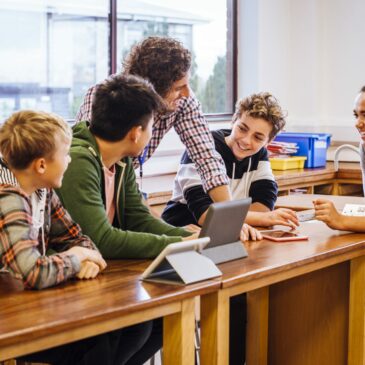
<box><xmin>238</xmin><ymin>0</ymin><xmax>365</xmax><ymax>141</ymax></box>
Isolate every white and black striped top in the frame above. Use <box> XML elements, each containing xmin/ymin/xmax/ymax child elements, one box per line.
<box><xmin>162</xmin><ymin>129</ymin><xmax>278</xmax><ymax>226</ymax></box>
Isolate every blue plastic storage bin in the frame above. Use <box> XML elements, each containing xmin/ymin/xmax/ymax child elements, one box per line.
<box><xmin>273</xmin><ymin>132</ymin><xmax>331</xmax><ymax>168</ymax></box>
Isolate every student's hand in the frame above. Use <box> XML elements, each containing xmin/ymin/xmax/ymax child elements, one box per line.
<box><xmin>313</xmin><ymin>199</ymin><xmax>344</xmax><ymax>230</ymax></box>
<box><xmin>264</xmin><ymin>208</ymin><xmax>299</xmax><ymax>228</ymax></box>
<box><xmin>182</xmin><ymin>232</ymin><xmax>200</xmax><ymax>241</ymax></box>
<box><xmin>183</xmin><ymin>224</ymin><xmax>201</xmax><ymax>234</ymax></box>
<box><xmin>67</xmin><ymin>246</ymin><xmax>107</xmax><ymax>271</ymax></box>
<box><xmin>76</xmin><ymin>261</ymin><xmax>101</xmax><ymax>280</ymax></box>
<box><xmin>240</xmin><ymin>223</ymin><xmax>263</xmax><ymax>241</ymax></box>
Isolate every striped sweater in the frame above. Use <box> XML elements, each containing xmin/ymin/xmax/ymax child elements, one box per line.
<box><xmin>0</xmin><ymin>159</ymin><xmax>97</xmax><ymax>289</ymax></box>
<box><xmin>162</xmin><ymin>129</ymin><xmax>278</xmax><ymax>226</ymax></box>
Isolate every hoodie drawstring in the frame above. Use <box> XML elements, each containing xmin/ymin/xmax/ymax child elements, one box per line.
<box><xmin>230</xmin><ymin>162</ymin><xmax>236</xmax><ymax>192</ymax></box>
<box><xmin>231</xmin><ymin>157</ymin><xmax>251</xmax><ymax>198</ymax></box>
<box><xmin>245</xmin><ymin>157</ymin><xmax>252</xmax><ymax>197</ymax></box>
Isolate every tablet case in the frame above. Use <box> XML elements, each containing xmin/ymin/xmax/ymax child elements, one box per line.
<box><xmin>200</xmin><ymin>198</ymin><xmax>251</xmax><ymax>264</ymax></box>
<box><xmin>143</xmin><ymin>250</ymin><xmax>221</xmax><ymax>285</ymax></box>
<box><xmin>142</xmin><ymin>238</ymin><xmax>222</xmax><ymax>285</ymax></box>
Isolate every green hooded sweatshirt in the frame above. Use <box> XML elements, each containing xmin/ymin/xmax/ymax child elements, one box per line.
<box><xmin>56</xmin><ymin>122</ymin><xmax>190</xmax><ymax>259</ymax></box>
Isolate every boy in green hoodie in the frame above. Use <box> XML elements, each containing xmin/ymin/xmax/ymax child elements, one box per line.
<box><xmin>57</xmin><ymin>74</ymin><xmax>193</xmax><ymax>260</ymax></box>
<box><xmin>57</xmin><ymin>74</ymin><xmax>195</xmax><ymax>363</ymax></box>
<box><xmin>58</xmin><ymin>75</ymin><xmax>195</xmax><ymax>364</ymax></box>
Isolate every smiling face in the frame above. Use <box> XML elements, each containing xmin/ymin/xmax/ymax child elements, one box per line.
<box><xmin>225</xmin><ymin>113</ymin><xmax>273</xmax><ymax>160</ymax></box>
<box><xmin>354</xmin><ymin>92</ymin><xmax>365</xmax><ymax>142</ymax></box>
<box><xmin>163</xmin><ymin>74</ymin><xmax>190</xmax><ymax>111</ymax></box>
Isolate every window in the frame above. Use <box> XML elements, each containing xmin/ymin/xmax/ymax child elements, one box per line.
<box><xmin>0</xmin><ymin>0</ymin><xmax>236</xmax><ymax>122</ymax></box>
<box><xmin>117</xmin><ymin>0</ymin><xmax>236</xmax><ymax>115</ymax></box>
<box><xmin>0</xmin><ymin>0</ymin><xmax>109</xmax><ymax>121</ymax></box>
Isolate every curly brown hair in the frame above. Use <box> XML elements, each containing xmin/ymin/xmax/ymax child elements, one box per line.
<box><xmin>122</xmin><ymin>36</ymin><xmax>191</xmax><ymax>97</ymax></box>
<box><xmin>233</xmin><ymin>92</ymin><xmax>287</xmax><ymax>139</ymax></box>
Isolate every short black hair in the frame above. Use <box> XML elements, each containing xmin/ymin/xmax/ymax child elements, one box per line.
<box><xmin>90</xmin><ymin>74</ymin><xmax>163</xmax><ymax>141</ymax></box>
<box><xmin>360</xmin><ymin>86</ymin><xmax>365</xmax><ymax>93</ymax></box>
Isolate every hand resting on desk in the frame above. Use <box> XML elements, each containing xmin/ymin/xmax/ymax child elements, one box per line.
<box><xmin>241</xmin><ymin>223</ymin><xmax>262</xmax><ymax>241</ymax></box>
<box><xmin>313</xmin><ymin>199</ymin><xmax>343</xmax><ymax>230</ymax></box>
<box><xmin>67</xmin><ymin>246</ymin><xmax>107</xmax><ymax>279</ymax></box>
<box><xmin>76</xmin><ymin>261</ymin><xmax>102</xmax><ymax>280</ymax></box>
<box><xmin>313</xmin><ymin>198</ymin><xmax>365</xmax><ymax>233</ymax></box>
<box><xmin>246</xmin><ymin>205</ymin><xmax>299</xmax><ymax>229</ymax></box>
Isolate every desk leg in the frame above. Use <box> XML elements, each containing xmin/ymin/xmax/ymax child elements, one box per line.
<box><xmin>332</xmin><ymin>182</ymin><xmax>340</xmax><ymax>195</ymax></box>
<box><xmin>348</xmin><ymin>255</ymin><xmax>365</xmax><ymax>365</ymax></box>
<box><xmin>246</xmin><ymin>287</ymin><xmax>269</xmax><ymax>365</ymax></box>
<box><xmin>163</xmin><ymin>297</ymin><xmax>195</xmax><ymax>365</ymax></box>
<box><xmin>200</xmin><ymin>290</ymin><xmax>229</xmax><ymax>365</ymax></box>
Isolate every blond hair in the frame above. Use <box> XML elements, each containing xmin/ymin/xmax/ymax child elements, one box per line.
<box><xmin>0</xmin><ymin>110</ymin><xmax>71</xmax><ymax>169</ymax></box>
<box><xmin>233</xmin><ymin>92</ymin><xmax>286</xmax><ymax>139</ymax></box>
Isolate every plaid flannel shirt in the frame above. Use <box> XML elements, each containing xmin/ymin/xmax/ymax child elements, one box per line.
<box><xmin>0</xmin><ymin>186</ymin><xmax>97</xmax><ymax>289</ymax></box>
<box><xmin>76</xmin><ymin>82</ymin><xmax>229</xmax><ymax>192</ymax></box>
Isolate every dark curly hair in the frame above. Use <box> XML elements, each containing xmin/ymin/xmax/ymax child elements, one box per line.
<box><xmin>233</xmin><ymin>92</ymin><xmax>287</xmax><ymax>140</ymax></box>
<box><xmin>122</xmin><ymin>36</ymin><xmax>191</xmax><ymax>97</ymax></box>
<box><xmin>360</xmin><ymin>86</ymin><xmax>365</xmax><ymax>93</ymax></box>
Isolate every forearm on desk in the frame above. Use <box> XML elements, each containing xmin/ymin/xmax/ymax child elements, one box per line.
<box><xmin>339</xmin><ymin>215</ymin><xmax>365</xmax><ymax>232</ymax></box>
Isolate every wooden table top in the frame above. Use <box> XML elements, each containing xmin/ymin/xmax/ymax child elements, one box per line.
<box><xmin>218</xmin><ymin>221</ymin><xmax>365</xmax><ymax>290</ymax></box>
<box><xmin>220</xmin><ymin>193</ymin><xmax>365</xmax><ymax>291</ymax></box>
<box><xmin>276</xmin><ymin>193</ymin><xmax>365</xmax><ymax>211</ymax></box>
<box><xmin>0</xmin><ymin>259</ymin><xmax>220</xmax><ymax>359</ymax></box>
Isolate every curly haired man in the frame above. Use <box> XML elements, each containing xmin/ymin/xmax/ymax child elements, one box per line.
<box><xmin>76</xmin><ymin>36</ymin><xmax>232</xmax><ymax>204</ymax></box>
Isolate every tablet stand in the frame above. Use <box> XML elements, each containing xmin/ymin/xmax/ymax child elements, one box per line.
<box><xmin>202</xmin><ymin>241</ymin><xmax>248</xmax><ymax>264</ymax></box>
<box><xmin>143</xmin><ymin>250</ymin><xmax>221</xmax><ymax>285</ymax></box>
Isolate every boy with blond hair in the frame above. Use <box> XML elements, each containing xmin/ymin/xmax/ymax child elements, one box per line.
<box><xmin>0</xmin><ymin>110</ymin><xmax>106</xmax><ymax>288</ymax></box>
<box><xmin>0</xmin><ymin>110</ymin><xmax>161</xmax><ymax>364</ymax></box>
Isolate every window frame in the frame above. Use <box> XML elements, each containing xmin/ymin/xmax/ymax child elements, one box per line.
<box><xmin>108</xmin><ymin>0</ymin><xmax>237</xmax><ymax>122</ymax></box>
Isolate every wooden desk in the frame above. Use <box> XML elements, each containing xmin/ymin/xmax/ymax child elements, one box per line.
<box><xmin>276</xmin><ymin>193</ymin><xmax>365</xmax><ymax>211</ymax></box>
<box><xmin>0</xmin><ymin>260</ymin><xmax>220</xmax><ymax>364</ymax></box>
<box><xmin>200</xmin><ymin>202</ymin><xmax>365</xmax><ymax>364</ymax></box>
<box><xmin>273</xmin><ymin>162</ymin><xmax>362</xmax><ymax>195</ymax></box>
<box><xmin>274</xmin><ymin>164</ymin><xmax>336</xmax><ymax>194</ymax></box>
<box><xmin>144</xmin><ymin>162</ymin><xmax>363</xmax><ymax>207</ymax></box>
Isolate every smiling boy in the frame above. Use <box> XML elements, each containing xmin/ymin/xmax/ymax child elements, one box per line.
<box><xmin>162</xmin><ymin>92</ymin><xmax>298</xmax><ymax>229</ymax></box>
<box><xmin>161</xmin><ymin>92</ymin><xmax>298</xmax><ymax>365</ymax></box>
<box><xmin>314</xmin><ymin>86</ymin><xmax>365</xmax><ymax>231</ymax></box>
<box><xmin>354</xmin><ymin>86</ymin><xmax>365</xmax><ymax>192</ymax></box>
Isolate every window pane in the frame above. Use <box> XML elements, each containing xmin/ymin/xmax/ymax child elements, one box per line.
<box><xmin>0</xmin><ymin>0</ymin><xmax>109</xmax><ymax>121</ymax></box>
<box><xmin>117</xmin><ymin>0</ymin><xmax>232</xmax><ymax>114</ymax></box>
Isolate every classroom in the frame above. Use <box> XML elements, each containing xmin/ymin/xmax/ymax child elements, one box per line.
<box><xmin>1</xmin><ymin>1</ymin><xmax>365</xmax><ymax>364</ymax></box>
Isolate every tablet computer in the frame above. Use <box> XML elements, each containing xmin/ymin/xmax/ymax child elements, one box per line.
<box><xmin>141</xmin><ymin>237</ymin><xmax>221</xmax><ymax>285</ymax></box>
<box><xmin>199</xmin><ymin>198</ymin><xmax>252</xmax><ymax>264</ymax></box>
